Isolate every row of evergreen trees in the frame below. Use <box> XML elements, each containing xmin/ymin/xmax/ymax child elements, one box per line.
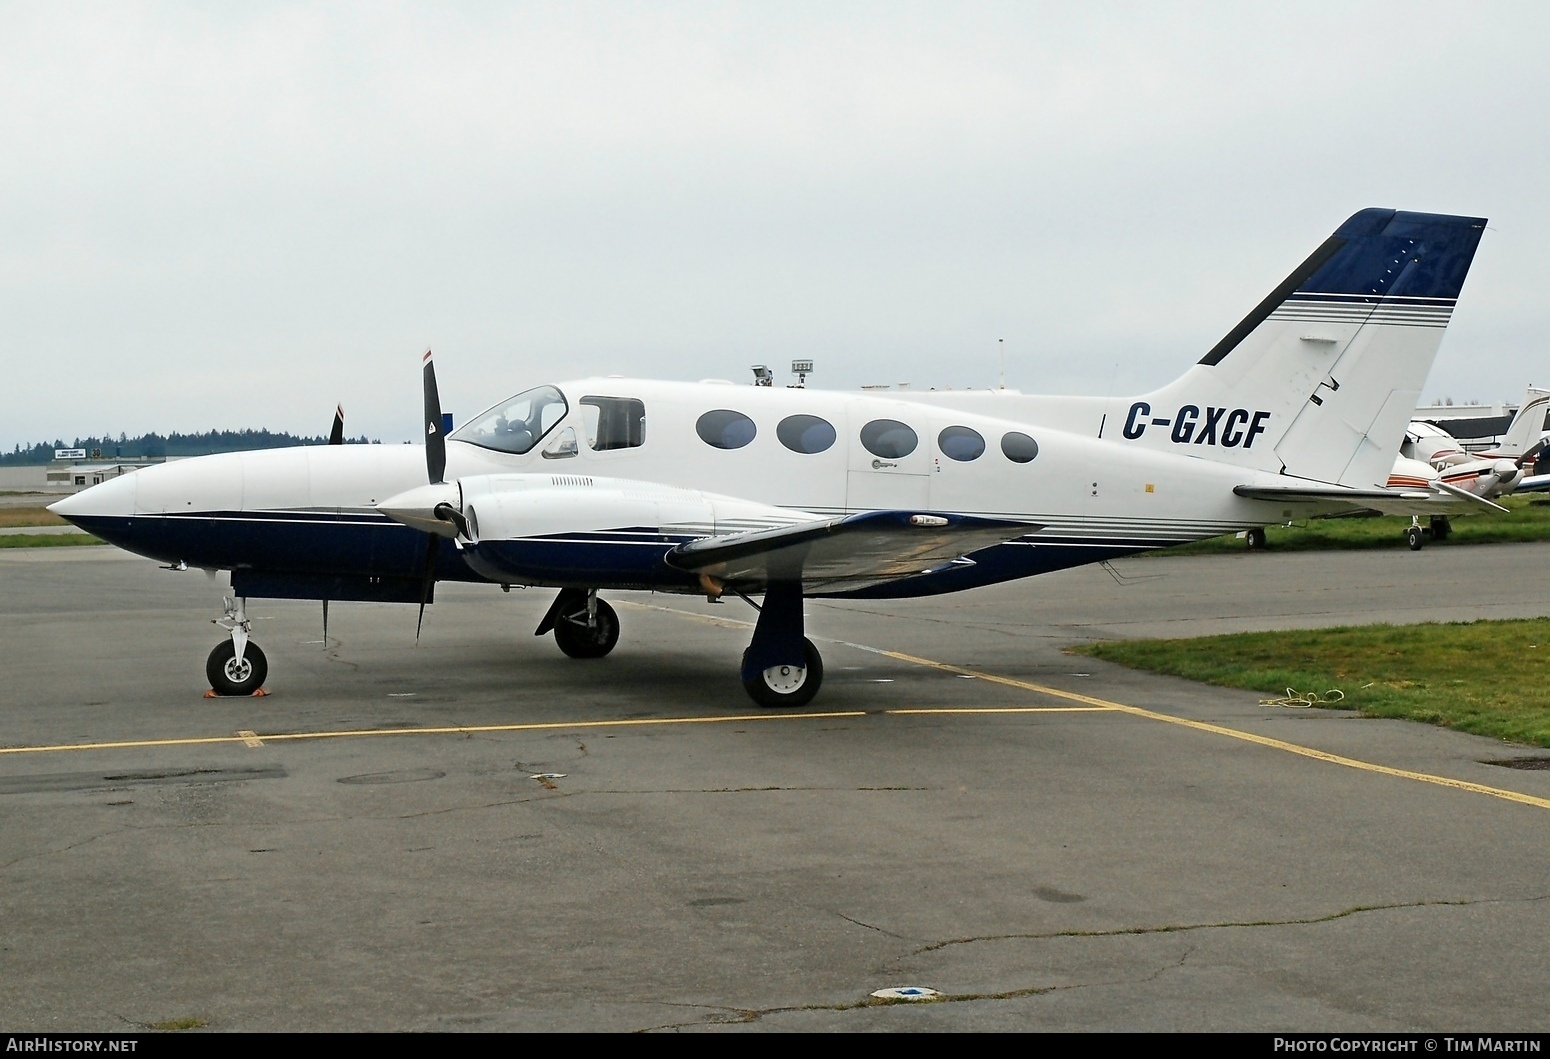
<box><xmin>1</xmin><ymin>430</ymin><xmax>378</xmax><ymax>465</ymax></box>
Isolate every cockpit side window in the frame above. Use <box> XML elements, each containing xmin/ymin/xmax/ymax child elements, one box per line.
<box><xmin>542</xmin><ymin>426</ymin><xmax>578</xmax><ymax>459</ymax></box>
<box><xmin>451</xmin><ymin>385</ymin><xmax>568</xmax><ymax>455</ymax></box>
<box><xmin>581</xmin><ymin>396</ymin><xmax>646</xmax><ymax>451</ymax></box>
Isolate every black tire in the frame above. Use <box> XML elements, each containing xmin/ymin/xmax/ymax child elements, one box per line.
<box><xmin>1430</xmin><ymin>516</ymin><xmax>1452</xmax><ymax>540</ymax></box>
<box><xmin>206</xmin><ymin>640</ymin><xmax>268</xmax><ymax>696</ymax></box>
<box><xmin>743</xmin><ymin>638</ymin><xmax>824</xmax><ymax>709</ymax></box>
<box><xmin>1406</xmin><ymin>526</ymin><xmax>1424</xmax><ymax>551</ymax></box>
<box><xmin>1245</xmin><ymin>527</ymin><xmax>1267</xmax><ymax>550</ymax></box>
<box><xmin>553</xmin><ymin>598</ymin><xmax>620</xmax><ymax>659</ymax></box>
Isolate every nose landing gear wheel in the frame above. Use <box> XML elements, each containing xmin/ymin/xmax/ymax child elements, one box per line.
<box><xmin>553</xmin><ymin>598</ymin><xmax>620</xmax><ymax>659</ymax></box>
<box><xmin>742</xmin><ymin>638</ymin><xmax>824</xmax><ymax>709</ymax></box>
<box><xmin>206</xmin><ymin>640</ymin><xmax>268</xmax><ymax>696</ymax></box>
<box><xmin>1406</xmin><ymin>525</ymin><xmax>1424</xmax><ymax>551</ymax></box>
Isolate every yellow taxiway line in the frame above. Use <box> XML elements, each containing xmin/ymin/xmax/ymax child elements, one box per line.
<box><xmin>889</xmin><ymin>707</ymin><xmax>1110</xmax><ymax>715</ymax></box>
<box><xmin>856</xmin><ymin>643</ymin><xmax>1550</xmax><ymax>812</ymax></box>
<box><xmin>4</xmin><ymin>601</ymin><xmax>1546</xmax><ymax>812</ymax></box>
<box><xmin>0</xmin><ymin>712</ymin><xmax>868</xmax><ymax>757</ymax></box>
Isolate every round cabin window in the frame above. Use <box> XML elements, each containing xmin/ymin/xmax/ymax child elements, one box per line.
<box><xmin>1001</xmin><ymin>431</ymin><xmax>1039</xmax><ymax>463</ymax></box>
<box><xmin>938</xmin><ymin>425</ymin><xmax>986</xmax><ymax>462</ymax></box>
<box><xmin>860</xmin><ymin>419</ymin><xmax>918</xmax><ymax>460</ymax></box>
<box><xmin>776</xmin><ymin>414</ymin><xmax>837</xmax><ymax>454</ymax></box>
<box><xmin>696</xmin><ymin>409</ymin><xmax>757</xmax><ymax>450</ymax></box>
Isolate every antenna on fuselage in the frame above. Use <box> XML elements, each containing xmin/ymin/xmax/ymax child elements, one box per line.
<box><xmin>791</xmin><ymin>360</ymin><xmax>813</xmax><ymax>389</ymax></box>
<box><xmin>999</xmin><ymin>338</ymin><xmax>1005</xmax><ymax>390</ymax></box>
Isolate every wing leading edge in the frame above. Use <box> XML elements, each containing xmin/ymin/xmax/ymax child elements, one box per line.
<box><xmin>665</xmin><ymin>511</ymin><xmax>1039</xmax><ymax>593</ymax></box>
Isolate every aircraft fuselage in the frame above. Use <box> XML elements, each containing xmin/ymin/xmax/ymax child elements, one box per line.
<box><xmin>56</xmin><ymin>377</ymin><xmax>1303</xmax><ymax>602</ymax></box>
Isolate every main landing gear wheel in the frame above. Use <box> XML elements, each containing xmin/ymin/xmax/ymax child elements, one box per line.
<box><xmin>1406</xmin><ymin>524</ymin><xmax>1424</xmax><ymax>551</ymax></box>
<box><xmin>1245</xmin><ymin>527</ymin><xmax>1267</xmax><ymax>550</ymax></box>
<box><xmin>206</xmin><ymin>640</ymin><xmax>268</xmax><ymax>696</ymax></box>
<box><xmin>742</xmin><ymin>638</ymin><xmax>824</xmax><ymax>709</ymax></box>
<box><xmin>553</xmin><ymin>598</ymin><xmax>620</xmax><ymax>659</ymax></box>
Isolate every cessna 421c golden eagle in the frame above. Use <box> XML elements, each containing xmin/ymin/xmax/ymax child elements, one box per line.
<box><xmin>52</xmin><ymin>208</ymin><xmax>1487</xmax><ymax>707</ymax></box>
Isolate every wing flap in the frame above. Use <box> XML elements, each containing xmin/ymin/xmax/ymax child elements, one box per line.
<box><xmin>665</xmin><ymin>511</ymin><xmax>1038</xmax><ymax>592</ymax></box>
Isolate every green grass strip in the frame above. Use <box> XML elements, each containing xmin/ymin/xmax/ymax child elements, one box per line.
<box><xmin>0</xmin><ymin>533</ymin><xmax>105</xmax><ymax>548</ymax></box>
<box><xmin>1073</xmin><ymin>618</ymin><xmax>1550</xmax><ymax>748</ymax></box>
<box><xmin>1159</xmin><ymin>495</ymin><xmax>1550</xmax><ymax>555</ymax></box>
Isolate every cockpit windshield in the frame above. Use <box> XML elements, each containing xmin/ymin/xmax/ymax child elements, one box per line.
<box><xmin>450</xmin><ymin>385</ymin><xmax>569</xmax><ymax>455</ymax></box>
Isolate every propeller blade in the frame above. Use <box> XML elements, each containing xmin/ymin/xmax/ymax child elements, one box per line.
<box><xmin>415</xmin><ymin>533</ymin><xmax>440</xmax><ymax>642</ymax></box>
<box><xmin>328</xmin><ymin>404</ymin><xmax>345</xmax><ymax>446</ymax></box>
<box><xmin>423</xmin><ymin>349</ymin><xmax>445</xmax><ymax>484</ymax></box>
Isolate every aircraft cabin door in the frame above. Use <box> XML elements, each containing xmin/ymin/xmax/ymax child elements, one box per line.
<box><xmin>845</xmin><ymin>402</ymin><xmax>931</xmax><ymax>512</ymax></box>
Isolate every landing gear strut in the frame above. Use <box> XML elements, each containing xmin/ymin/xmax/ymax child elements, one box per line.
<box><xmin>207</xmin><ymin>595</ymin><xmax>267</xmax><ymax>695</ymax></box>
<box><xmin>537</xmin><ymin>588</ymin><xmax>620</xmax><ymax>659</ymax></box>
<box><xmin>740</xmin><ymin>581</ymin><xmax>823</xmax><ymax>708</ymax></box>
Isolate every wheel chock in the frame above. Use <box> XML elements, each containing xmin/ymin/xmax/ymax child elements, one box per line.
<box><xmin>201</xmin><ymin>687</ymin><xmax>271</xmax><ymax>698</ymax></box>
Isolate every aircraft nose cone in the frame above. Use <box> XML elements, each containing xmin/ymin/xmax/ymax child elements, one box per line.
<box><xmin>47</xmin><ymin>474</ymin><xmax>138</xmax><ymax>524</ymax></box>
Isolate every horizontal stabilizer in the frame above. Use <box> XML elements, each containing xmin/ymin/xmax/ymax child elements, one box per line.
<box><xmin>666</xmin><ymin>511</ymin><xmax>1037</xmax><ymax>592</ymax></box>
<box><xmin>1234</xmin><ymin>480</ymin><xmax>1507</xmax><ymax>516</ymax></box>
<box><xmin>1233</xmin><ymin>482</ymin><xmax>1428</xmax><ymax>504</ymax></box>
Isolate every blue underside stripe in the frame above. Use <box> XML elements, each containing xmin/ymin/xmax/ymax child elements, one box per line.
<box><xmin>67</xmin><ymin>512</ymin><xmax>1202</xmax><ymax>600</ymax></box>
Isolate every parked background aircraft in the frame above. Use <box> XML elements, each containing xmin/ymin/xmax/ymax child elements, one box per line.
<box><xmin>1371</xmin><ymin>385</ymin><xmax>1550</xmax><ymax>548</ymax></box>
<box><xmin>51</xmin><ymin>208</ymin><xmax>1487</xmax><ymax>706</ymax></box>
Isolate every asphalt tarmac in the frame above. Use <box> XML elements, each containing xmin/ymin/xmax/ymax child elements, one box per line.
<box><xmin>1</xmin><ymin>542</ymin><xmax>1548</xmax><ymax>1032</ymax></box>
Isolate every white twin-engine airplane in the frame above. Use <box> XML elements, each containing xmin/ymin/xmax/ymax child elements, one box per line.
<box><xmin>1373</xmin><ymin>387</ymin><xmax>1550</xmax><ymax>549</ymax></box>
<box><xmin>51</xmin><ymin>208</ymin><xmax>1486</xmax><ymax>707</ymax></box>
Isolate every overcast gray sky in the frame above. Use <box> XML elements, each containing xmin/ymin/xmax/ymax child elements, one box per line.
<box><xmin>3</xmin><ymin>1</ymin><xmax>1547</xmax><ymax>449</ymax></box>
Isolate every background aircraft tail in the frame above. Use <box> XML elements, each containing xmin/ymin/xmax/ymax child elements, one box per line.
<box><xmin>1122</xmin><ymin>209</ymin><xmax>1486</xmax><ymax>487</ymax></box>
<box><xmin>1495</xmin><ymin>387</ymin><xmax>1550</xmax><ymax>462</ymax></box>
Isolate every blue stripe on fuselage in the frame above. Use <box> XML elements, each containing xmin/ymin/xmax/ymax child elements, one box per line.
<box><xmin>66</xmin><ymin>511</ymin><xmax>483</xmax><ymax>584</ymax></box>
<box><xmin>67</xmin><ymin>511</ymin><xmax>1182</xmax><ymax>601</ymax></box>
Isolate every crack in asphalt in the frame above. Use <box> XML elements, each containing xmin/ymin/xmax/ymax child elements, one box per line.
<box><xmin>833</xmin><ymin>912</ymin><xmax>921</xmax><ymax>942</ymax></box>
<box><xmin>635</xmin><ymin>896</ymin><xmax>1549</xmax><ymax>1030</ymax></box>
<box><xmin>908</xmin><ymin>894</ymin><xmax>1550</xmax><ymax>955</ymax></box>
<box><xmin>0</xmin><ymin>828</ymin><xmax>128</xmax><ymax>870</ymax></box>
<box><xmin>636</xmin><ymin>971</ymin><xmax>1167</xmax><ymax>1031</ymax></box>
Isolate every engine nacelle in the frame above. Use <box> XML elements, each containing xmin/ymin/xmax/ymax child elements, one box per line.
<box><xmin>452</xmin><ymin>473</ymin><xmax>812</xmax><ymax>543</ymax></box>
